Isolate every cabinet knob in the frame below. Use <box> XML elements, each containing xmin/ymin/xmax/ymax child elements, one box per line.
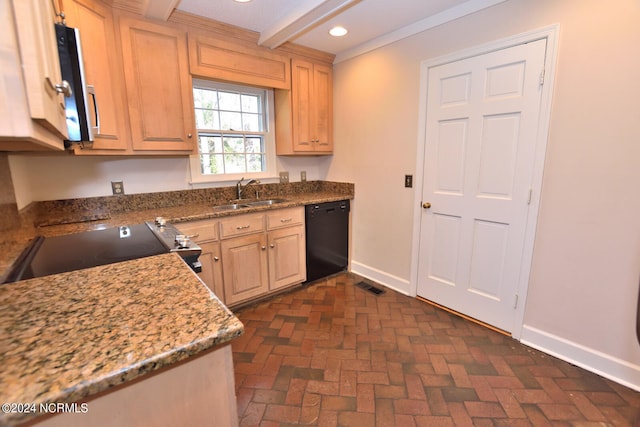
<box><xmin>270</xmin><ymin>244</ymin><xmax>275</xmax><ymax>248</ymax></box>
<box><xmin>214</xmin><ymin>256</ymin><xmax>219</xmax><ymax>262</ymax></box>
<box><xmin>46</xmin><ymin>78</ymin><xmax>72</xmax><ymax>97</ymax></box>
<box><xmin>187</xmin><ymin>133</ymin><xmax>193</xmax><ymax>138</ymax></box>
<box><xmin>261</xmin><ymin>246</ymin><xmax>267</xmax><ymax>250</ymax></box>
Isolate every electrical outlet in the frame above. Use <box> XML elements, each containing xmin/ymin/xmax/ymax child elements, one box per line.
<box><xmin>279</xmin><ymin>171</ymin><xmax>289</xmax><ymax>184</ymax></box>
<box><xmin>111</xmin><ymin>181</ymin><xmax>125</xmax><ymax>195</ymax></box>
<box><xmin>404</xmin><ymin>175</ymin><xmax>413</xmax><ymax>188</ymax></box>
<box><xmin>300</xmin><ymin>171</ymin><xmax>307</xmax><ymax>182</ymax></box>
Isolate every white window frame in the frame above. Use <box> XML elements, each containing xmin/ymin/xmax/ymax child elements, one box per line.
<box><xmin>189</xmin><ymin>79</ymin><xmax>276</xmax><ymax>184</ymax></box>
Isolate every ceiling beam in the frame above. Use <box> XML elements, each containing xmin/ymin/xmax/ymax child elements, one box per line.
<box><xmin>334</xmin><ymin>0</ymin><xmax>509</xmax><ymax>63</ymax></box>
<box><xmin>258</xmin><ymin>0</ymin><xmax>361</xmax><ymax>49</ymax></box>
<box><xmin>141</xmin><ymin>0</ymin><xmax>181</xmax><ymax>21</ymax></box>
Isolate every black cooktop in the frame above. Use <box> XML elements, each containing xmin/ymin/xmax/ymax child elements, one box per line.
<box><xmin>4</xmin><ymin>224</ymin><xmax>168</xmax><ymax>283</ymax></box>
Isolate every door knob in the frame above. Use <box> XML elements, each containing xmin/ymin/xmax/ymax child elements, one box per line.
<box><xmin>422</xmin><ymin>202</ymin><xmax>432</xmax><ymax>209</ymax></box>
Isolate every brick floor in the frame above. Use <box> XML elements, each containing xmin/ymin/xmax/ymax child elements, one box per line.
<box><xmin>231</xmin><ymin>273</ymin><xmax>640</xmax><ymax>426</ymax></box>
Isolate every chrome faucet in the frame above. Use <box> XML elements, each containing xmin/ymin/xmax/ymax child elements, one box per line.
<box><xmin>236</xmin><ymin>177</ymin><xmax>260</xmax><ymax>200</ymax></box>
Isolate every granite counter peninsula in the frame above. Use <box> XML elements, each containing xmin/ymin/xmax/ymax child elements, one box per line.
<box><xmin>0</xmin><ymin>253</ymin><xmax>244</xmax><ymax>427</ymax></box>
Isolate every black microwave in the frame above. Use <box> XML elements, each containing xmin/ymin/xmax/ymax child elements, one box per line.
<box><xmin>55</xmin><ymin>23</ymin><xmax>96</xmax><ymax>148</ymax></box>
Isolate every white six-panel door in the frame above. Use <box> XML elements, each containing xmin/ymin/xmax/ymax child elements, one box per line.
<box><xmin>417</xmin><ymin>39</ymin><xmax>547</xmax><ymax>333</ymax></box>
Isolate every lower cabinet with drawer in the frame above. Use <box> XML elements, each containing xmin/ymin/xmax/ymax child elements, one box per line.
<box><xmin>174</xmin><ymin>219</ymin><xmax>225</xmax><ymax>303</ymax></box>
<box><xmin>266</xmin><ymin>208</ymin><xmax>306</xmax><ymax>291</ymax></box>
<box><xmin>179</xmin><ymin>206</ymin><xmax>306</xmax><ymax>307</ymax></box>
<box><xmin>221</xmin><ymin>231</ymin><xmax>269</xmax><ymax>305</ymax></box>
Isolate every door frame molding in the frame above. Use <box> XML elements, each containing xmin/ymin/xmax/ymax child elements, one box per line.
<box><xmin>409</xmin><ymin>25</ymin><xmax>559</xmax><ymax>340</ymax></box>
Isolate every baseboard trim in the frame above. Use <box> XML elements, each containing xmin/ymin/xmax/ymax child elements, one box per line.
<box><xmin>350</xmin><ymin>261</ymin><xmax>410</xmax><ymax>296</ymax></box>
<box><xmin>520</xmin><ymin>325</ymin><xmax>640</xmax><ymax>392</ymax></box>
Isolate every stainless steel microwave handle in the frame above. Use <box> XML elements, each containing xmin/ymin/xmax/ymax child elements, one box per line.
<box><xmin>87</xmin><ymin>84</ymin><xmax>100</xmax><ymax>135</ymax></box>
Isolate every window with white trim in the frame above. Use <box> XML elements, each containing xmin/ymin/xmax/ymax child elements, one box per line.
<box><xmin>189</xmin><ymin>80</ymin><xmax>275</xmax><ymax>183</ymax></box>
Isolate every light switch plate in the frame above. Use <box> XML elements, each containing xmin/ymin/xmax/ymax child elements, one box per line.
<box><xmin>404</xmin><ymin>175</ymin><xmax>413</xmax><ymax>188</ymax></box>
<box><xmin>279</xmin><ymin>171</ymin><xmax>289</xmax><ymax>184</ymax></box>
<box><xmin>300</xmin><ymin>171</ymin><xmax>307</xmax><ymax>182</ymax></box>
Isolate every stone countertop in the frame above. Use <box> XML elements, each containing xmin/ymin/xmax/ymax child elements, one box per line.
<box><xmin>37</xmin><ymin>191</ymin><xmax>353</xmax><ymax>232</ymax></box>
<box><xmin>0</xmin><ymin>253</ymin><xmax>244</xmax><ymax>427</ymax></box>
<box><xmin>1</xmin><ymin>184</ymin><xmax>354</xmax><ymax>276</ymax></box>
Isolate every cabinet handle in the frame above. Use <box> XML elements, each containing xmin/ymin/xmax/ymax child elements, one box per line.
<box><xmin>270</xmin><ymin>244</ymin><xmax>275</xmax><ymax>248</ymax></box>
<box><xmin>280</xmin><ymin>218</ymin><xmax>293</xmax><ymax>223</ymax></box>
<box><xmin>188</xmin><ymin>133</ymin><xmax>193</xmax><ymax>138</ymax></box>
<box><xmin>87</xmin><ymin>85</ymin><xmax>101</xmax><ymax>136</ymax></box>
<box><xmin>214</xmin><ymin>256</ymin><xmax>219</xmax><ymax>261</ymax></box>
<box><xmin>46</xmin><ymin>78</ymin><xmax>72</xmax><ymax>97</ymax></box>
<box><xmin>261</xmin><ymin>245</ymin><xmax>267</xmax><ymax>250</ymax></box>
<box><xmin>236</xmin><ymin>225</ymin><xmax>251</xmax><ymax>230</ymax></box>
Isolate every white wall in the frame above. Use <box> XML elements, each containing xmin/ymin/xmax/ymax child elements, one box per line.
<box><xmin>8</xmin><ymin>154</ymin><xmax>332</xmax><ymax>209</ymax></box>
<box><xmin>327</xmin><ymin>0</ymin><xmax>640</xmax><ymax>388</ymax></box>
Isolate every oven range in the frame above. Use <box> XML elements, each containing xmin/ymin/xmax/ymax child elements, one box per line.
<box><xmin>1</xmin><ymin>218</ymin><xmax>201</xmax><ymax>284</ymax></box>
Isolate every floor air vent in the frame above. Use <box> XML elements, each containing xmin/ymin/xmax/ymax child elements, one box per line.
<box><xmin>355</xmin><ymin>281</ymin><xmax>385</xmax><ymax>295</ymax></box>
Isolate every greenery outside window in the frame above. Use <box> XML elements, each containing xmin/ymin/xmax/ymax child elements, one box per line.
<box><xmin>189</xmin><ymin>79</ymin><xmax>275</xmax><ymax>183</ymax></box>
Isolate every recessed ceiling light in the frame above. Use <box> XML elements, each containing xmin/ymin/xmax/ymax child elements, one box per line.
<box><xmin>234</xmin><ymin>0</ymin><xmax>252</xmax><ymax>3</ymax></box>
<box><xmin>329</xmin><ymin>26</ymin><xmax>348</xmax><ymax>37</ymax></box>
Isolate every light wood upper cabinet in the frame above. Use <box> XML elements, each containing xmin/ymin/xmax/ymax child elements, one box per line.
<box><xmin>276</xmin><ymin>58</ymin><xmax>333</xmax><ymax>155</ymax></box>
<box><xmin>61</xmin><ymin>0</ymin><xmax>129</xmax><ymax>152</ymax></box>
<box><xmin>117</xmin><ymin>14</ymin><xmax>196</xmax><ymax>152</ymax></box>
<box><xmin>12</xmin><ymin>0</ymin><xmax>68</xmax><ymax>139</ymax></box>
<box><xmin>311</xmin><ymin>62</ymin><xmax>333</xmax><ymax>152</ymax></box>
<box><xmin>188</xmin><ymin>33</ymin><xmax>290</xmax><ymax>89</ymax></box>
<box><xmin>0</xmin><ymin>0</ymin><xmax>67</xmax><ymax>151</ymax></box>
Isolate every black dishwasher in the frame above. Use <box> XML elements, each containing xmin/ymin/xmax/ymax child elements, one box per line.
<box><xmin>305</xmin><ymin>200</ymin><xmax>350</xmax><ymax>283</ymax></box>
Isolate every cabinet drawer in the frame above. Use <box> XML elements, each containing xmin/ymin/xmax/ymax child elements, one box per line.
<box><xmin>177</xmin><ymin>219</ymin><xmax>218</xmax><ymax>242</ymax></box>
<box><xmin>219</xmin><ymin>212</ymin><xmax>265</xmax><ymax>239</ymax></box>
<box><xmin>266</xmin><ymin>207</ymin><xmax>304</xmax><ymax>230</ymax></box>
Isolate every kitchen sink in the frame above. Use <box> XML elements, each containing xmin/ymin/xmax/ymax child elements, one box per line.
<box><xmin>244</xmin><ymin>198</ymin><xmax>288</xmax><ymax>207</ymax></box>
<box><xmin>212</xmin><ymin>198</ymin><xmax>288</xmax><ymax>211</ymax></box>
<box><xmin>211</xmin><ymin>203</ymin><xmax>250</xmax><ymax>211</ymax></box>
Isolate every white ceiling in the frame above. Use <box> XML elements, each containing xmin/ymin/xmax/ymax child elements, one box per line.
<box><xmin>174</xmin><ymin>0</ymin><xmax>507</xmax><ymax>62</ymax></box>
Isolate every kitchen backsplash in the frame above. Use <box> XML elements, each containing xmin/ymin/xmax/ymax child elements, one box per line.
<box><xmin>30</xmin><ymin>181</ymin><xmax>354</xmax><ymax>227</ymax></box>
<box><xmin>0</xmin><ymin>153</ymin><xmax>19</xmax><ymax>232</ymax></box>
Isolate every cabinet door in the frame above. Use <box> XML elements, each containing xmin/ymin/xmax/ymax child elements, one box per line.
<box><xmin>177</xmin><ymin>219</ymin><xmax>224</xmax><ymax>302</ymax></box>
<box><xmin>268</xmin><ymin>225</ymin><xmax>306</xmax><ymax>290</ymax></box>
<box><xmin>290</xmin><ymin>59</ymin><xmax>333</xmax><ymax>153</ymax></box>
<box><xmin>291</xmin><ymin>59</ymin><xmax>314</xmax><ymax>152</ymax></box>
<box><xmin>221</xmin><ymin>233</ymin><xmax>269</xmax><ymax>306</ymax></box>
<box><xmin>197</xmin><ymin>241</ymin><xmax>225</xmax><ymax>303</ymax></box>
<box><xmin>312</xmin><ymin>63</ymin><xmax>333</xmax><ymax>153</ymax></box>
<box><xmin>189</xmin><ymin>33</ymin><xmax>290</xmax><ymax>89</ymax></box>
<box><xmin>61</xmin><ymin>0</ymin><xmax>129</xmax><ymax>151</ymax></box>
<box><xmin>10</xmin><ymin>0</ymin><xmax>68</xmax><ymax>139</ymax></box>
<box><xmin>118</xmin><ymin>15</ymin><xmax>196</xmax><ymax>152</ymax></box>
